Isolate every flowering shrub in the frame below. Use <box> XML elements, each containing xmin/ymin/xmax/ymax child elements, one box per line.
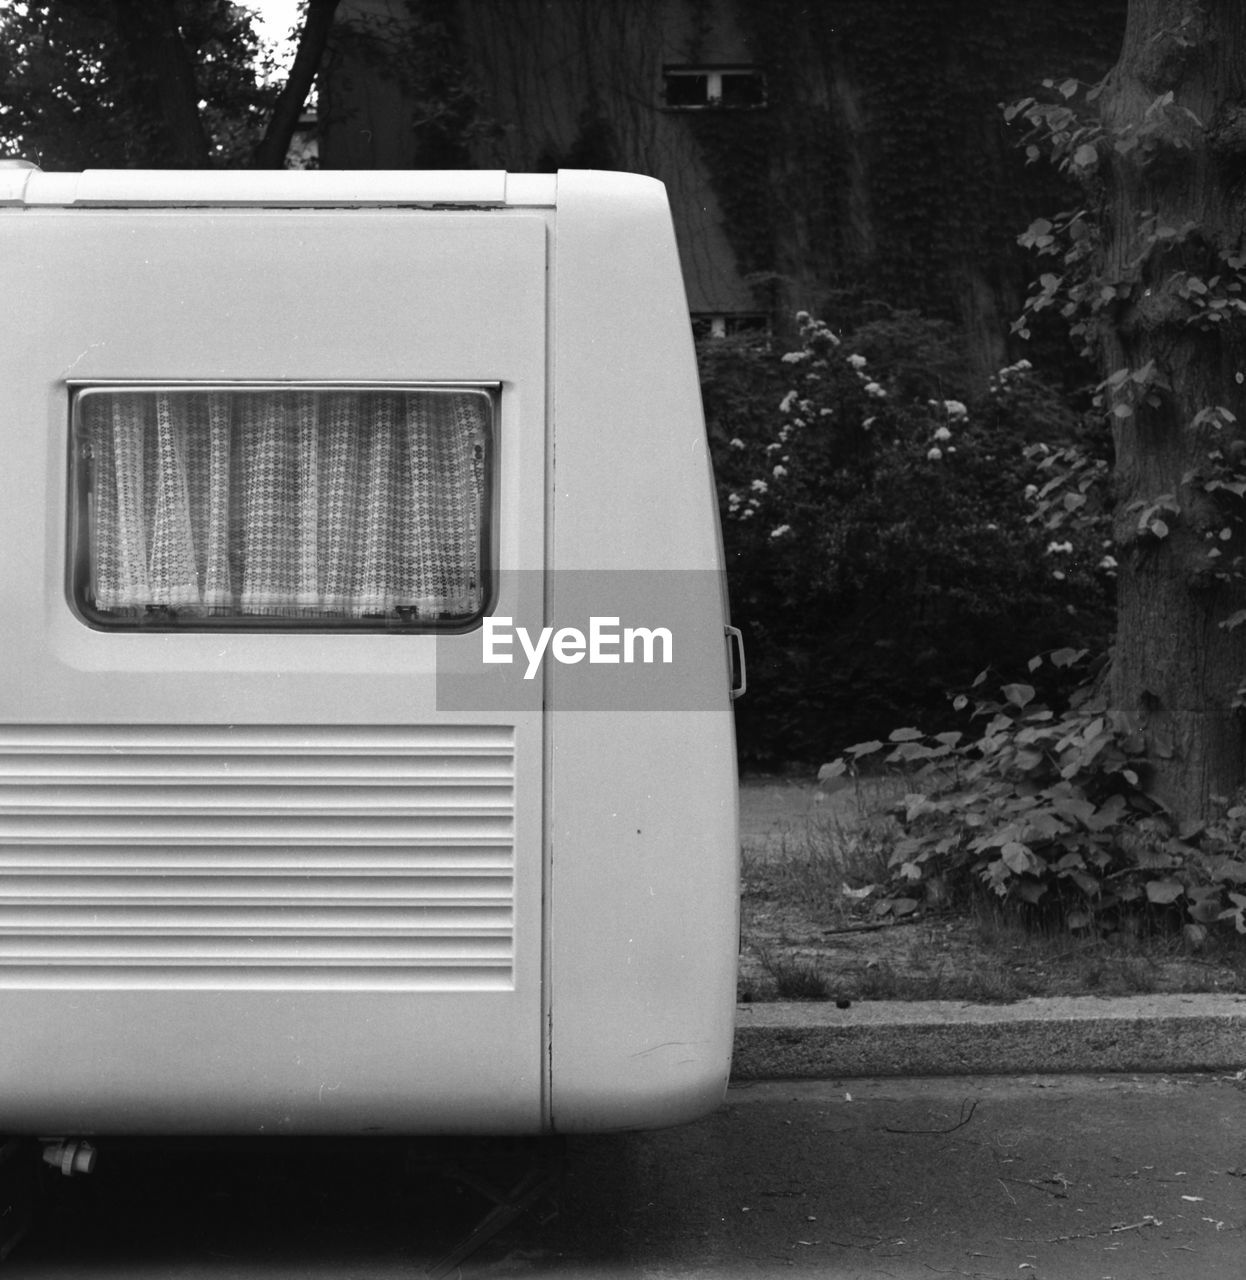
<box><xmin>703</xmin><ymin>311</ymin><xmax>1114</xmax><ymax>763</ymax></box>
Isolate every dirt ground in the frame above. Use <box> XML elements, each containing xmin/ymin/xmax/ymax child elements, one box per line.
<box><xmin>737</xmin><ymin>775</ymin><xmax>1246</xmax><ymax>1004</ymax></box>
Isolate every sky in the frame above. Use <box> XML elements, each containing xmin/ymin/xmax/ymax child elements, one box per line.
<box><xmin>242</xmin><ymin>0</ymin><xmax>304</xmax><ymax>77</ymax></box>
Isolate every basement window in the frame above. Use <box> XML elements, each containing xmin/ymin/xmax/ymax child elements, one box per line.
<box><xmin>663</xmin><ymin>66</ymin><xmax>766</xmax><ymax>110</ymax></box>
<box><xmin>692</xmin><ymin>313</ymin><xmax>771</xmax><ymax>340</ymax></box>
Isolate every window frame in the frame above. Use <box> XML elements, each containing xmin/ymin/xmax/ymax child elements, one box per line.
<box><xmin>691</xmin><ymin>313</ymin><xmax>771</xmax><ymax>340</ymax></box>
<box><xmin>66</xmin><ymin>380</ymin><xmax>500</xmax><ymax>636</ymax></box>
<box><xmin>662</xmin><ymin>65</ymin><xmax>767</xmax><ymax>111</ymax></box>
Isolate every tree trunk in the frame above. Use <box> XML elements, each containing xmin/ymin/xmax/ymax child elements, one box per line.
<box><xmin>1099</xmin><ymin>0</ymin><xmax>1246</xmax><ymax>822</ymax></box>
<box><xmin>252</xmin><ymin>0</ymin><xmax>343</xmax><ymax>169</ymax></box>
<box><xmin>111</xmin><ymin>0</ymin><xmax>211</xmax><ymax>167</ymax></box>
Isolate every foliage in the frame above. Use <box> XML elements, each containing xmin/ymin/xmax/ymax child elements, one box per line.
<box><xmin>820</xmin><ymin>654</ymin><xmax>1246</xmax><ymax>941</ymax></box>
<box><xmin>683</xmin><ymin>102</ymin><xmax>778</xmax><ymax>296</ymax></box>
<box><xmin>1006</xmin><ymin>75</ymin><xmax>1226</xmax><ymax>367</ymax></box>
<box><xmin>322</xmin><ymin>0</ymin><xmax>495</xmax><ymax>169</ymax></box>
<box><xmin>1006</xmin><ymin>79</ymin><xmax>1246</xmax><ymax>568</ymax></box>
<box><xmin>0</xmin><ymin>0</ymin><xmax>277</xmax><ymax>168</ymax></box>
<box><xmin>704</xmin><ymin>311</ymin><xmax>1114</xmax><ymax>764</ymax></box>
<box><xmin>844</xmin><ymin>309</ymin><xmax>971</xmax><ymax>402</ymax></box>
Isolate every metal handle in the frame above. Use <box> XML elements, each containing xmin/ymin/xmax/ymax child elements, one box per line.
<box><xmin>725</xmin><ymin>625</ymin><xmax>746</xmax><ymax>700</ymax></box>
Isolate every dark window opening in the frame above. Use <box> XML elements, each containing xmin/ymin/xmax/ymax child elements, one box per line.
<box><xmin>663</xmin><ymin>67</ymin><xmax>765</xmax><ymax>110</ymax></box>
<box><xmin>692</xmin><ymin>313</ymin><xmax>771</xmax><ymax>340</ymax></box>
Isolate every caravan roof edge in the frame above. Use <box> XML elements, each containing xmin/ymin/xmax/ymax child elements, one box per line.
<box><xmin>0</xmin><ymin>165</ymin><xmax>561</xmax><ymax>208</ymax></box>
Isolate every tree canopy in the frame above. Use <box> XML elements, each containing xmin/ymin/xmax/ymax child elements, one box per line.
<box><xmin>0</xmin><ymin>0</ymin><xmax>341</xmax><ymax>168</ymax></box>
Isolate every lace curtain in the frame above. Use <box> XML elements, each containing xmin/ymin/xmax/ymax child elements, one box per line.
<box><xmin>81</xmin><ymin>388</ymin><xmax>489</xmax><ymax>622</ymax></box>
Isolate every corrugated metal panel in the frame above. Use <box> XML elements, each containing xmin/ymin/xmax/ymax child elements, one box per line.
<box><xmin>0</xmin><ymin>726</ymin><xmax>515</xmax><ymax>990</ymax></box>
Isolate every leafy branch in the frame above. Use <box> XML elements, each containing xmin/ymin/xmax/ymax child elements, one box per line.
<box><xmin>819</xmin><ymin>655</ymin><xmax>1246</xmax><ymax>939</ymax></box>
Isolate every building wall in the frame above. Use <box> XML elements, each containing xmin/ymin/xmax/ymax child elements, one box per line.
<box><xmin>319</xmin><ymin>0</ymin><xmax>1128</xmax><ymax>370</ymax></box>
<box><xmin>320</xmin><ymin>0</ymin><xmax>763</xmax><ymax>319</ymax></box>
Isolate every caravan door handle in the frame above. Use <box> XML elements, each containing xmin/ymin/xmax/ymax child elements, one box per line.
<box><xmin>725</xmin><ymin>626</ymin><xmax>746</xmax><ymax>700</ymax></box>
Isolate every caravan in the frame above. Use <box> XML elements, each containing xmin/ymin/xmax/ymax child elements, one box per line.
<box><xmin>0</xmin><ymin>165</ymin><xmax>742</xmax><ymax>1137</ymax></box>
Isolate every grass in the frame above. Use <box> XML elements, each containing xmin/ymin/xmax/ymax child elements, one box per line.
<box><xmin>753</xmin><ymin>948</ymin><xmax>834</xmax><ymax>1001</ymax></box>
<box><xmin>738</xmin><ymin>774</ymin><xmax>1246</xmax><ymax>1004</ymax></box>
<box><xmin>739</xmin><ymin>775</ymin><xmax>903</xmax><ymax>915</ymax></box>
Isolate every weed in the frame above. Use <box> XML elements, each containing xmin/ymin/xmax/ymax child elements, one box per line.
<box><xmin>753</xmin><ymin>947</ymin><xmax>832</xmax><ymax>1001</ymax></box>
<box><xmin>740</xmin><ymin>777</ymin><xmax>901</xmax><ymax>922</ymax></box>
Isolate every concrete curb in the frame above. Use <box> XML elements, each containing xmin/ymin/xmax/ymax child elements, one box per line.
<box><xmin>731</xmin><ymin>993</ymin><xmax>1246</xmax><ymax>1079</ymax></box>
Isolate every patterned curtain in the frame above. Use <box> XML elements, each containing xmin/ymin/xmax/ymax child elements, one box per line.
<box><xmin>83</xmin><ymin>389</ymin><xmax>488</xmax><ymax>622</ymax></box>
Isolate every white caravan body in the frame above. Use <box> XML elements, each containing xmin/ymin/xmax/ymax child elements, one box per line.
<box><xmin>0</xmin><ymin>165</ymin><xmax>739</xmax><ymax>1135</ymax></box>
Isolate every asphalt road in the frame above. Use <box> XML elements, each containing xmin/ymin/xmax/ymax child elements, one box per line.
<box><xmin>4</xmin><ymin>1073</ymin><xmax>1244</xmax><ymax>1278</ymax></box>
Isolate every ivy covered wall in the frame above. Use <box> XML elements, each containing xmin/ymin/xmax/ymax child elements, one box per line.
<box><xmin>322</xmin><ymin>0</ymin><xmax>1127</xmax><ymax>373</ymax></box>
<box><xmin>712</xmin><ymin>0</ymin><xmax>1128</xmax><ymax>370</ymax></box>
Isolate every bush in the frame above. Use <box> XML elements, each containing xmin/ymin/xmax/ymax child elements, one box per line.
<box><xmin>820</xmin><ymin>656</ymin><xmax>1246</xmax><ymax>942</ymax></box>
<box><xmin>703</xmin><ymin>310</ymin><xmax>1114</xmax><ymax>764</ymax></box>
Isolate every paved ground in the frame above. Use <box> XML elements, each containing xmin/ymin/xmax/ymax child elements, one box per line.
<box><xmin>5</xmin><ymin>1073</ymin><xmax>1244</xmax><ymax>1278</ymax></box>
<box><xmin>735</xmin><ymin>993</ymin><xmax>1246</xmax><ymax>1078</ymax></box>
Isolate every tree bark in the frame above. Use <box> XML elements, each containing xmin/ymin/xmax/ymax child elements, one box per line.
<box><xmin>1099</xmin><ymin>0</ymin><xmax>1246</xmax><ymax>822</ymax></box>
<box><xmin>111</xmin><ymin>0</ymin><xmax>211</xmax><ymax>167</ymax></box>
<box><xmin>251</xmin><ymin>0</ymin><xmax>343</xmax><ymax>169</ymax></box>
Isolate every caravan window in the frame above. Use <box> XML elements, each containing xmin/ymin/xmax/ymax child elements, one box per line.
<box><xmin>70</xmin><ymin>385</ymin><xmax>493</xmax><ymax>630</ymax></box>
